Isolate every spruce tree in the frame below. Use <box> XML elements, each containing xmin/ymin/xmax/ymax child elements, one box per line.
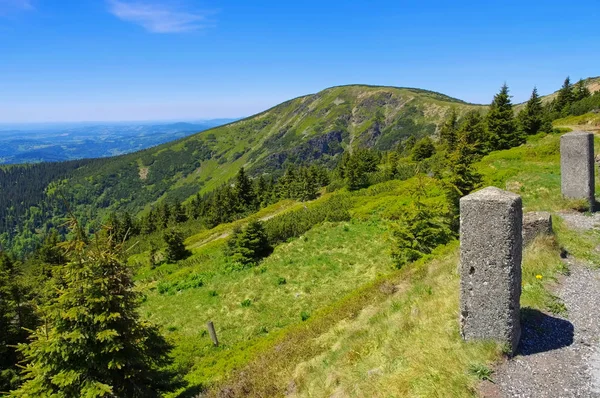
<box><xmin>9</xmin><ymin>225</ymin><xmax>178</xmax><ymax>397</ymax></box>
<box><xmin>234</xmin><ymin>167</ymin><xmax>255</xmax><ymax>210</ymax></box>
<box><xmin>443</xmin><ymin>136</ymin><xmax>482</xmax><ymax>232</ymax></box>
<box><xmin>487</xmin><ymin>83</ymin><xmax>523</xmax><ymax>150</ymax></box>
<box><xmin>228</xmin><ymin>221</ymin><xmax>272</xmax><ymax>266</ymax></box>
<box><xmin>171</xmin><ymin>200</ymin><xmax>188</xmax><ymax>224</ymax></box>
<box><xmin>555</xmin><ymin>76</ymin><xmax>573</xmax><ymax>114</ymax></box>
<box><xmin>163</xmin><ymin>229</ymin><xmax>190</xmax><ymax>263</ymax></box>
<box><xmin>390</xmin><ymin>200</ymin><xmax>451</xmax><ymax>268</ymax></box>
<box><xmin>458</xmin><ymin>110</ymin><xmax>488</xmax><ymax>156</ymax></box>
<box><xmin>517</xmin><ymin>87</ymin><xmax>544</xmax><ymax>136</ymax></box>
<box><xmin>439</xmin><ymin>109</ymin><xmax>458</xmax><ymax>151</ymax></box>
<box><xmin>411</xmin><ymin>136</ymin><xmax>436</xmax><ymax>161</ymax></box>
<box><xmin>0</xmin><ymin>252</ymin><xmax>25</xmax><ymax>393</ymax></box>
<box><xmin>573</xmin><ymin>79</ymin><xmax>591</xmax><ymax>101</ymax></box>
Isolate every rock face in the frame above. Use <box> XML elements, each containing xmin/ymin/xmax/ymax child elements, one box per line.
<box><xmin>459</xmin><ymin>187</ymin><xmax>522</xmax><ymax>355</ymax></box>
<box><xmin>561</xmin><ymin>131</ymin><xmax>595</xmax><ymax>207</ymax></box>
<box><xmin>523</xmin><ymin>211</ymin><xmax>553</xmax><ymax>246</ymax></box>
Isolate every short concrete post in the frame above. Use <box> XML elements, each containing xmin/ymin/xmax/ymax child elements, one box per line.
<box><xmin>207</xmin><ymin>321</ymin><xmax>219</xmax><ymax>347</ymax></box>
<box><xmin>459</xmin><ymin>187</ymin><xmax>522</xmax><ymax>355</ymax></box>
<box><xmin>561</xmin><ymin>131</ymin><xmax>595</xmax><ymax>208</ymax></box>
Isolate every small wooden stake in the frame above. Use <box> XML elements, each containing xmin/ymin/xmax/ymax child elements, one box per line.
<box><xmin>207</xmin><ymin>321</ymin><xmax>219</xmax><ymax>347</ymax></box>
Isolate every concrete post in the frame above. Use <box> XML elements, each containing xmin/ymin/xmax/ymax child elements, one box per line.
<box><xmin>561</xmin><ymin>131</ymin><xmax>595</xmax><ymax>208</ymax></box>
<box><xmin>207</xmin><ymin>321</ymin><xmax>219</xmax><ymax>347</ymax></box>
<box><xmin>460</xmin><ymin>187</ymin><xmax>522</xmax><ymax>355</ymax></box>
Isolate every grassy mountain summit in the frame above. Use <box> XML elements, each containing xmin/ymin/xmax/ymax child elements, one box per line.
<box><xmin>1</xmin><ymin>85</ymin><xmax>483</xmax><ymax>253</ymax></box>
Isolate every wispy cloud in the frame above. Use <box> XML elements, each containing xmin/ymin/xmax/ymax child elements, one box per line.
<box><xmin>0</xmin><ymin>0</ymin><xmax>34</xmax><ymax>15</ymax></box>
<box><xmin>107</xmin><ymin>1</ymin><xmax>212</xmax><ymax>33</ymax></box>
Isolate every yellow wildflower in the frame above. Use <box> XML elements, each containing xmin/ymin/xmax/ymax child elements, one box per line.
<box><xmin>535</xmin><ymin>274</ymin><xmax>543</xmax><ymax>280</ymax></box>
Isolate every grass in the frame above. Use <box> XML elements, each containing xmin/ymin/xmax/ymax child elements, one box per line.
<box><xmin>129</xmin><ymin>129</ymin><xmax>600</xmax><ymax>397</ymax></box>
<box><xmin>139</xmin><ymin>220</ymin><xmax>393</xmax><ymax>395</ymax></box>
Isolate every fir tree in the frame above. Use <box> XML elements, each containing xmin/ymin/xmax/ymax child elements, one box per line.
<box><xmin>228</xmin><ymin>221</ymin><xmax>272</xmax><ymax>266</ymax></box>
<box><xmin>443</xmin><ymin>136</ymin><xmax>482</xmax><ymax>232</ymax></box>
<box><xmin>9</xmin><ymin>224</ymin><xmax>179</xmax><ymax>397</ymax></box>
<box><xmin>298</xmin><ymin>167</ymin><xmax>318</xmax><ymax>202</ymax></box>
<box><xmin>439</xmin><ymin>109</ymin><xmax>459</xmax><ymax>151</ymax></box>
<box><xmin>38</xmin><ymin>230</ymin><xmax>66</xmax><ymax>266</ymax></box>
<box><xmin>157</xmin><ymin>202</ymin><xmax>171</xmax><ymax>229</ymax></box>
<box><xmin>517</xmin><ymin>87</ymin><xmax>544</xmax><ymax>136</ymax></box>
<box><xmin>555</xmin><ymin>76</ymin><xmax>573</xmax><ymax>114</ymax></box>
<box><xmin>0</xmin><ymin>252</ymin><xmax>26</xmax><ymax>392</ymax></box>
<box><xmin>573</xmin><ymin>79</ymin><xmax>591</xmax><ymax>101</ymax></box>
<box><xmin>163</xmin><ymin>229</ymin><xmax>190</xmax><ymax>263</ymax></box>
<box><xmin>487</xmin><ymin>83</ymin><xmax>523</xmax><ymax>150</ymax></box>
<box><xmin>390</xmin><ymin>200</ymin><xmax>451</xmax><ymax>268</ymax></box>
<box><xmin>171</xmin><ymin>200</ymin><xmax>188</xmax><ymax>224</ymax></box>
<box><xmin>234</xmin><ymin>167</ymin><xmax>255</xmax><ymax>211</ymax></box>
<box><xmin>411</xmin><ymin>136</ymin><xmax>436</xmax><ymax>161</ymax></box>
<box><xmin>458</xmin><ymin>110</ymin><xmax>488</xmax><ymax>156</ymax></box>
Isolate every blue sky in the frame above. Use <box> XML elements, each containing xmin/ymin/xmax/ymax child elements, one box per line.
<box><xmin>0</xmin><ymin>0</ymin><xmax>598</xmax><ymax>123</ymax></box>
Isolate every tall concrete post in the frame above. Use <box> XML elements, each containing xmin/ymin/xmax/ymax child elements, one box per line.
<box><xmin>561</xmin><ymin>131</ymin><xmax>595</xmax><ymax>208</ymax></box>
<box><xmin>460</xmin><ymin>187</ymin><xmax>522</xmax><ymax>355</ymax></box>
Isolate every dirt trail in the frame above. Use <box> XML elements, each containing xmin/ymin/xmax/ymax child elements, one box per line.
<box><xmin>481</xmin><ymin>212</ymin><xmax>600</xmax><ymax>398</ymax></box>
<box><xmin>188</xmin><ymin>205</ymin><xmax>298</xmax><ymax>250</ymax></box>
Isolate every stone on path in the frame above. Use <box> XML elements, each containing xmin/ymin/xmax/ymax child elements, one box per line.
<box><xmin>460</xmin><ymin>186</ymin><xmax>522</xmax><ymax>355</ymax></box>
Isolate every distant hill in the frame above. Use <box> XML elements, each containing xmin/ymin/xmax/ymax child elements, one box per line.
<box><xmin>0</xmin><ymin>120</ymin><xmax>235</xmax><ymax>164</ymax></box>
<box><xmin>1</xmin><ymin>84</ymin><xmax>486</xmax><ymax>253</ymax></box>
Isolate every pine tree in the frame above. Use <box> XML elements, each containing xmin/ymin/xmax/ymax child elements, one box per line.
<box><xmin>9</xmin><ymin>224</ymin><xmax>178</xmax><ymax>397</ymax></box>
<box><xmin>0</xmin><ymin>252</ymin><xmax>26</xmax><ymax>392</ymax></box>
<box><xmin>163</xmin><ymin>229</ymin><xmax>190</xmax><ymax>263</ymax></box>
<box><xmin>517</xmin><ymin>87</ymin><xmax>544</xmax><ymax>136</ymax></box>
<box><xmin>234</xmin><ymin>167</ymin><xmax>255</xmax><ymax>211</ymax></box>
<box><xmin>390</xmin><ymin>201</ymin><xmax>451</xmax><ymax>268</ymax></box>
<box><xmin>458</xmin><ymin>110</ymin><xmax>488</xmax><ymax>156</ymax></box>
<box><xmin>38</xmin><ymin>230</ymin><xmax>66</xmax><ymax>266</ymax></box>
<box><xmin>157</xmin><ymin>202</ymin><xmax>171</xmax><ymax>229</ymax></box>
<box><xmin>439</xmin><ymin>109</ymin><xmax>459</xmax><ymax>151</ymax></box>
<box><xmin>555</xmin><ymin>76</ymin><xmax>573</xmax><ymax>114</ymax></box>
<box><xmin>487</xmin><ymin>83</ymin><xmax>523</xmax><ymax>150</ymax></box>
<box><xmin>573</xmin><ymin>79</ymin><xmax>591</xmax><ymax>101</ymax></box>
<box><xmin>228</xmin><ymin>221</ymin><xmax>272</xmax><ymax>266</ymax></box>
<box><xmin>443</xmin><ymin>136</ymin><xmax>482</xmax><ymax>232</ymax></box>
<box><xmin>411</xmin><ymin>136</ymin><xmax>436</xmax><ymax>161</ymax></box>
<box><xmin>171</xmin><ymin>200</ymin><xmax>188</xmax><ymax>224</ymax></box>
<box><xmin>298</xmin><ymin>168</ymin><xmax>318</xmax><ymax>202</ymax></box>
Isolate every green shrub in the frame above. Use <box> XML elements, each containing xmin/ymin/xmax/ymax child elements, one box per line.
<box><xmin>263</xmin><ymin>195</ymin><xmax>351</xmax><ymax>245</ymax></box>
<box><xmin>241</xmin><ymin>299</ymin><xmax>252</xmax><ymax>307</ymax></box>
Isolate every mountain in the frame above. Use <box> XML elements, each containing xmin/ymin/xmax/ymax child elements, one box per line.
<box><xmin>0</xmin><ymin>85</ymin><xmax>486</xmax><ymax>253</ymax></box>
<box><xmin>0</xmin><ymin>120</ymin><xmax>236</xmax><ymax>164</ymax></box>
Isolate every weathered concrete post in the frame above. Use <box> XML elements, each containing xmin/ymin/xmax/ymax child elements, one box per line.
<box><xmin>460</xmin><ymin>187</ymin><xmax>522</xmax><ymax>355</ymax></box>
<box><xmin>561</xmin><ymin>131</ymin><xmax>595</xmax><ymax>208</ymax></box>
<box><xmin>207</xmin><ymin>321</ymin><xmax>219</xmax><ymax>347</ymax></box>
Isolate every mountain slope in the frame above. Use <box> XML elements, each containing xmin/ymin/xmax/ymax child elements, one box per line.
<box><xmin>1</xmin><ymin>85</ymin><xmax>484</xmax><ymax>253</ymax></box>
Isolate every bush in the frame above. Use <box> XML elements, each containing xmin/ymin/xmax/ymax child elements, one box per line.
<box><xmin>263</xmin><ymin>195</ymin><xmax>351</xmax><ymax>245</ymax></box>
<box><xmin>241</xmin><ymin>299</ymin><xmax>252</xmax><ymax>307</ymax></box>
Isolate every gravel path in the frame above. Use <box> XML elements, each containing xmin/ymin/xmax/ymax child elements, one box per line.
<box><xmin>482</xmin><ymin>258</ymin><xmax>600</xmax><ymax>397</ymax></box>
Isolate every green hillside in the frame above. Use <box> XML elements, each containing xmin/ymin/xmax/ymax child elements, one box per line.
<box><xmin>1</xmin><ymin>85</ymin><xmax>483</xmax><ymax>254</ymax></box>
<box><xmin>126</xmin><ymin>132</ymin><xmax>599</xmax><ymax>397</ymax></box>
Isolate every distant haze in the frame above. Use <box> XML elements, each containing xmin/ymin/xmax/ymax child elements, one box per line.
<box><xmin>0</xmin><ymin>119</ymin><xmax>237</xmax><ymax>164</ymax></box>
